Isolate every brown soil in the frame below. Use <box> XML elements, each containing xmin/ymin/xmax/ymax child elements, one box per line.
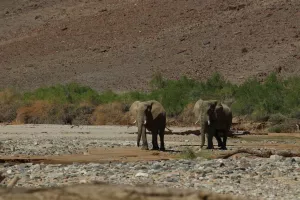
<box><xmin>0</xmin><ymin>0</ymin><xmax>300</xmax><ymax>92</ymax></box>
<box><xmin>0</xmin><ymin>147</ymin><xmax>176</xmax><ymax>165</ymax></box>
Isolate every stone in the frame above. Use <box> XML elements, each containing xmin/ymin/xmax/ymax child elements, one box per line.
<box><xmin>272</xmin><ymin>169</ymin><xmax>282</xmax><ymax>178</ymax></box>
<box><xmin>270</xmin><ymin>155</ymin><xmax>284</xmax><ymax>161</ymax></box>
<box><xmin>47</xmin><ymin>172</ymin><xmax>64</xmax><ymax>179</ymax></box>
<box><xmin>152</xmin><ymin>163</ymin><xmax>162</xmax><ymax>170</ymax></box>
<box><xmin>135</xmin><ymin>172</ymin><xmax>149</xmax><ymax>177</ymax></box>
<box><xmin>79</xmin><ymin>179</ymin><xmax>87</xmax><ymax>184</ymax></box>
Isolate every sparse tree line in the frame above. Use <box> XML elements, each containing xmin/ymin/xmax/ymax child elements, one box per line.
<box><xmin>1</xmin><ymin>72</ymin><xmax>300</xmax><ymax>133</ymax></box>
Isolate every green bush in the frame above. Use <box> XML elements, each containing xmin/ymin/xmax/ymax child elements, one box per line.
<box><xmin>268</xmin><ymin>113</ymin><xmax>287</xmax><ymax>124</ymax></box>
<box><xmin>180</xmin><ymin>148</ymin><xmax>197</xmax><ymax>160</ymax></box>
<box><xmin>3</xmin><ymin>72</ymin><xmax>300</xmax><ymax>125</ymax></box>
<box><xmin>22</xmin><ymin>83</ymin><xmax>101</xmax><ymax>105</ymax></box>
<box><xmin>268</xmin><ymin>125</ymin><xmax>283</xmax><ymax>133</ymax></box>
<box><xmin>250</xmin><ymin>110</ymin><xmax>270</xmax><ymax>122</ymax></box>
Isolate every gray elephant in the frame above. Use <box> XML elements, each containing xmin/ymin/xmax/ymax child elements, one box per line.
<box><xmin>129</xmin><ymin>100</ymin><xmax>166</xmax><ymax>151</ymax></box>
<box><xmin>193</xmin><ymin>99</ymin><xmax>232</xmax><ymax>150</ymax></box>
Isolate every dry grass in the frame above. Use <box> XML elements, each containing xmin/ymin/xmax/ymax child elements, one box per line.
<box><xmin>170</xmin><ymin>103</ymin><xmax>194</xmax><ymax>126</ymax></box>
<box><xmin>15</xmin><ymin>100</ymin><xmax>57</xmax><ymax>124</ymax></box>
<box><xmin>90</xmin><ymin>102</ymin><xmax>130</xmax><ymax>125</ymax></box>
<box><xmin>0</xmin><ymin>89</ymin><xmax>21</xmax><ymax>123</ymax></box>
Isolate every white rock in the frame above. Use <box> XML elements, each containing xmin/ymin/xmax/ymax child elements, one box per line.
<box><xmin>270</xmin><ymin>155</ymin><xmax>284</xmax><ymax>161</ymax></box>
<box><xmin>6</xmin><ymin>169</ymin><xmax>12</xmax><ymax>174</ymax></box>
<box><xmin>135</xmin><ymin>172</ymin><xmax>149</xmax><ymax>177</ymax></box>
<box><xmin>79</xmin><ymin>179</ymin><xmax>87</xmax><ymax>184</ymax></box>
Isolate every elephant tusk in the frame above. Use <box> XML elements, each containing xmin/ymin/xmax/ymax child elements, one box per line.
<box><xmin>144</xmin><ymin>119</ymin><xmax>147</xmax><ymax>125</ymax></box>
<box><xmin>195</xmin><ymin>120</ymin><xmax>199</xmax><ymax>125</ymax></box>
<box><xmin>132</xmin><ymin>120</ymin><xmax>136</xmax><ymax>124</ymax></box>
<box><xmin>207</xmin><ymin>120</ymin><xmax>210</xmax><ymax>125</ymax></box>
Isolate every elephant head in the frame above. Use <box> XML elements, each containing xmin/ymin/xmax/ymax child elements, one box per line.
<box><xmin>194</xmin><ymin>99</ymin><xmax>218</xmax><ymax>126</ymax></box>
<box><xmin>128</xmin><ymin>101</ymin><xmax>141</xmax><ymax>125</ymax></box>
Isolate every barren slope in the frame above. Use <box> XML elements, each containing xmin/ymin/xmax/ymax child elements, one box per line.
<box><xmin>1</xmin><ymin>0</ymin><xmax>300</xmax><ymax>91</ymax></box>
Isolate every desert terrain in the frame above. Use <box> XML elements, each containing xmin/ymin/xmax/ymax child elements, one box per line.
<box><xmin>0</xmin><ymin>0</ymin><xmax>300</xmax><ymax>91</ymax></box>
<box><xmin>1</xmin><ymin>0</ymin><xmax>300</xmax><ymax>199</ymax></box>
<box><xmin>0</xmin><ymin>124</ymin><xmax>299</xmax><ymax>199</ymax></box>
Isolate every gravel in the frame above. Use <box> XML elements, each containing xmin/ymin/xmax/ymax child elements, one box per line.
<box><xmin>0</xmin><ymin>157</ymin><xmax>299</xmax><ymax>200</ymax></box>
<box><xmin>0</xmin><ymin>125</ymin><xmax>299</xmax><ymax>200</ymax></box>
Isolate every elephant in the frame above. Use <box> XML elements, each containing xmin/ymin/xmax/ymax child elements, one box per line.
<box><xmin>129</xmin><ymin>100</ymin><xmax>166</xmax><ymax>151</ymax></box>
<box><xmin>193</xmin><ymin>99</ymin><xmax>232</xmax><ymax>150</ymax></box>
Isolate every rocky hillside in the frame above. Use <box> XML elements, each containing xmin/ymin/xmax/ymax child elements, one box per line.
<box><xmin>1</xmin><ymin>0</ymin><xmax>300</xmax><ymax>92</ymax></box>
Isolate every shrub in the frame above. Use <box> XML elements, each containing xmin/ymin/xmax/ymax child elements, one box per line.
<box><xmin>176</xmin><ymin>103</ymin><xmax>195</xmax><ymax>126</ymax></box>
<box><xmin>268</xmin><ymin>119</ymin><xmax>298</xmax><ymax>133</ymax></box>
<box><xmin>268</xmin><ymin>113</ymin><xmax>287</xmax><ymax>124</ymax></box>
<box><xmin>90</xmin><ymin>102</ymin><xmax>129</xmax><ymax>125</ymax></box>
<box><xmin>180</xmin><ymin>148</ymin><xmax>197</xmax><ymax>160</ymax></box>
<box><xmin>22</xmin><ymin>83</ymin><xmax>101</xmax><ymax>105</ymax></box>
<box><xmin>250</xmin><ymin>110</ymin><xmax>269</xmax><ymax>122</ymax></box>
<box><xmin>16</xmin><ymin>100</ymin><xmax>58</xmax><ymax>124</ymax></box>
<box><xmin>3</xmin><ymin>72</ymin><xmax>300</xmax><ymax>126</ymax></box>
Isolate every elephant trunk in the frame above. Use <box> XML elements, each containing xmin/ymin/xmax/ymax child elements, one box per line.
<box><xmin>137</xmin><ymin>123</ymin><xmax>146</xmax><ymax>147</ymax></box>
<box><xmin>137</xmin><ymin>114</ymin><xmax>147</xmax><ymax>147</ymax></box>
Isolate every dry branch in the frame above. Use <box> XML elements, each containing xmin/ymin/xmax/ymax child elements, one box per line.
<box><xmin>0</xmin><ymin>182</ymin><xmax>244</xmax><ymax>200</ymax></box>
<box><xmin>7</xmin><ymin>176</ymin><xmax>20</xmax><ymax>189</ymax></box>
<box><xmin>0</xmin><ymin>173</ymin><xmax>5</xmax><ymax>183</ymax></box>
<box><xmin>215</xmin><ymin>149</ymin><xmax>300</xmax><ymax>159</ymax></box>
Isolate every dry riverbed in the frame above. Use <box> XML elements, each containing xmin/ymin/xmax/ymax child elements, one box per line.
<box><xmin>0</xmin><ymin>124</ymin><xmax>300</xmax><ymax>200</ymax></box>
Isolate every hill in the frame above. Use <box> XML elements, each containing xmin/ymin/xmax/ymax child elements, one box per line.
<box><xmin>1</xmin><ymin>0</ymin><xmax>300</xmax><ymax>92</ymax></box>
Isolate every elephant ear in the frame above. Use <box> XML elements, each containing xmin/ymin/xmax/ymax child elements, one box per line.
<box><xmin>208</xmin><ymin>100</ymin><xmax>218</xmax><ymax>110</ymax></box>
<box><xmin>144</xmin><ymin>102</ymin><xmax>153</xmax><ymax>112</ymax></box>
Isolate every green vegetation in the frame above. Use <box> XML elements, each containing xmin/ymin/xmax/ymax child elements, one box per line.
<box><xmin>179</xmin><ymin>147</ymin><xmax>197</xmax><ymax>160</ymax></box>
<box><xmin>178</xmin><ymin>147</ymin><xmax>215</xmax><ymax>160</ymax></box>
<box><xmin>2</xmin><ymin>72</ymin><xmax>300</xmax><ymax>132</ymax></box>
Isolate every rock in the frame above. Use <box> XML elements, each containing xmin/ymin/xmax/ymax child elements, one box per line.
<box><xmin>271</xmin><ymin>169</ymin><xmax>282</xmax><ymax>178</ymax></box>
<box><xmin>285</xmin><ymin>157</ymin><xmax>296</xmax><ymax>164</ymax></box>
<box><xmin>135</xmin><ymin>172</ymin><xmax>149</xmax><ymax>178</ymax></box>
<box><xmin>30</xmin><ymin>174</ymin><xmax>40</xmax><ymax>180</ymax></box>
<box><xmin>152</xmin><ymin>163</ymin><xmax>162</xmax><ymax>170</ymax></box>
<box><xmin>292</xmin><ymin>157</ymin><xmax>300</xmax><ymax>163</ymax></box>
<box><xmin>79</xmin><ymin>179</ymin><xmax>87</xmax><ymax>184</ymax></box>
<box><xmin>6</xmin><ymin>169</ymin><xmax>12</xmax><ymax>174</ymax></box>
<box><xmin>47</xmin><ymin>172</ymin><xmax>64</xmax><ymax>179</ymax></box>
<box><xmin>270</xmin><ymin>155</ymin><xmax>284</xmax><ymax>161</ymax></box>
<box><xmin>166</xmin><ymin>177</ymin><xmax>179</xmax><ymax>182</ymax></box>
<box><xmin>31</xmin><ymin>164</ymin><xmax>41</xmax><ymax>171</ymax></box>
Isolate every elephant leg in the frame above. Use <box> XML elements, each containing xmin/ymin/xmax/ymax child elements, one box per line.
<box><xmin>206</xmin><ymin>133</ymin><xmax>214</xmax><ymax>149</ymax></box>
<box><xmin>151</xmin><ymin>130</ymin><xmax>159</xmax><ymax>150</ymax></box>
<box><xmin>158</xmin><ymin>129</ymin><xmax>165</xmax><ymax>151</ymax></box>
<box><xmin>141</xmin><ymin>126</ymin><xmax>149</xmax><ymax>150</ymax></box>
<box><xmin>200</xmin><ymin>126</ymin><xmax>206</xmax><ymax>149</ymax></box>
<box><xmin>206</xmin><ymin>126</ymin><xmax>215</xmax><ymax>149</ymax></box>
<box><xmin>215</xmin><ymin>131</ymin><xmax>223</xmax><ymax>148</ymax></box>
<box><xmin>221</xmin><ymin>131</ymin><xmax>228</xmax><ymax>150</ymax></box>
